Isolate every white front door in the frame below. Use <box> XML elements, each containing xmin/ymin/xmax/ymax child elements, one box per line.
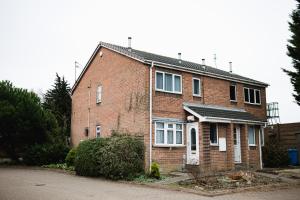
<box><xmin>186</xmin><ymin>122</ymin><xmax>199</xmax><ymax>165</ymax></box>
<box><xmin>233</xmin><ymin>126</ymin><xmax>242</xmax><ymax>163</ymax></box>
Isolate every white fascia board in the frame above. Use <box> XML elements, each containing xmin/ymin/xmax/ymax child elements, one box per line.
<box><xmin>145</xmin><ymin>60</ymin><xmax>268</xmax><ymax>87</ymax></box>
<box><xmin>183</xmin><ymin>106</ymin><xmax>205</xmax><ymax>122</ymax></box>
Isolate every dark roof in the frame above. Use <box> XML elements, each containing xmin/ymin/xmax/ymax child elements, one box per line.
<box><xmin>187</xmin><ymin>105</ymin><xmax>265</xmax><ymax>122</ymax></box>
<box><xmin>99</xmin><ymin>42</ymin><xmax>268</xmax><ymax>86</ymax></box>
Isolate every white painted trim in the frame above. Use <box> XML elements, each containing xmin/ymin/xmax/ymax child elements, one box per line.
<box><xmin>145</xmin><ymin>60</ymin><xmax>268</xmax><ymax>87</ymax></box>
<box><xmin>258</xmin><ymin>126</ymin><xmax>263</xmax><ymax>169</ymax></box>
<box><xmin>192</xmin><ymin>78</ymin><xmax>201</xmax><ymax>97</ymax></box>
<box><xmin>183</xmin><ymin>102</ymin><xmax>246</xmax><ymax>112</ymax></box>
<box><xmin>154</xmin><ymin>121</ymin><xmax>184</xmax><ymax>146</ymax></box>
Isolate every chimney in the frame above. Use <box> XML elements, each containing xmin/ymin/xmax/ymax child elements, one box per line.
<box><xmin>229</xmin><ymin>61</ymin><xmax>232</xmax><ymax>73</ymax></box>
<box><xmin>128</xmin><ymin>37</ymin><xmax>132</xmax><ymax>51</ymax></box>
<box><xmin>178</xmin><ymin>53</ymin><xmax>182</xmax><ymax>63</ymax></box>
<box><xmin>202</xmin><ymin>59</ymin><xmax>206</xmax><ymax>65</ymax></box>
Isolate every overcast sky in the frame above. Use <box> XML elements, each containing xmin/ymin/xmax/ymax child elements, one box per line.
<box><xmin>0</xmin><ymin>0</ymin><xmax>299</xmax><ymax>123</ymax></box>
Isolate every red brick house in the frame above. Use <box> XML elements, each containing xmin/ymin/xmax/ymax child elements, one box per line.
<box><xmin>71</xmin><ymin>39</ymin><xmax>268</xmax><ymax>172</ymax></box>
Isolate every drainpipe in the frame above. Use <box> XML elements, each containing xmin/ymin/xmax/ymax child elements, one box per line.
<box><xmin>258</xmin><ymin>125</ymin><xmax>264</xmax><ymax>169</ymax></box>
<box><xmin>149</xmin><ymin>61</ymin><xmax>154</xmax><ymax>171</ymax></box>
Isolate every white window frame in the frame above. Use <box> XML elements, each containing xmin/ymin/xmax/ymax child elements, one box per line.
<box><xmin>96</xmin><ymin>85</ymin><xmax>102</xmax><ymax>104</ymax></box>
<box><xmin>192</xmin><ymin>78</ymin><xmax>201</xmax><ymax>97</ymax></box>
<box><xmin>259</xmin><ymin>128</ymin><xmax>264</xmax><ymax>147</ymax></box>
<box><xmin>210</xmin><ymin>123</ymin><xmax>219</xmax><ymax>146</ymax></box>
<box><xmin>230</xmin><ymin>84</ymin><xmax>237</xmax><ymax>102</ymax></box>
<box><xmin>154</xmin><ymin>122</ymin><xmax>184</xmax><ymax>147</ymax></box>
<box><xmin>243</xmin><ymin>87</ymin><xmax>261</xmax><ymax>105</ymax></box>
<box><xmin>96</xmin><ymin>125</ymin><xmax>101</xmax><ymax>138</ymax></box>
<box><xmin>155</xmin><ymin>71</ymin><xmax>182</xmax><ymax>94</ymax></box>
<box><xmin>248</xmin><ymin>125</ymin><xmax>256</xmax><ymax>146</ymax></box>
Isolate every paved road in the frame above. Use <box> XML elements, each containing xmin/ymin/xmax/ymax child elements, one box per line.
<box><xmin>0</xmin><ymin>167</ymin><xmax>300</xmax><ymax>200</ymax></box>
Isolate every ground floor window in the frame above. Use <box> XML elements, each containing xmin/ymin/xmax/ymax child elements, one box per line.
<box><xmin>155</xmin><ymin>122</ymin><xmax>183</xmax><ymax>146</ymax></box>
<box><xmin>248</xmin><ymin>125</ymin><xmax>256</xmax><ymax>146</ymax></box>
<box><xmin>210</xmin><ymin>123</ymin><xmax>218</xmax><ymax>145</ymax></box>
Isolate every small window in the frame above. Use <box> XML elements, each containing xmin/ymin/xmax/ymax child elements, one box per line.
<box><xmin>96</xmin><ymin>85</ymin><xmax>102</xmax><ymax>104</ymax></box>
<box><xmin>190</xmin><ymin>128</ymin><xmax>196</xmax><ymax>151</ymax></box>
<box><xmin>174</xmin><ymin>75</ymin><xmax>181</xmax><ymax>92</ymax></box>
<box><xmin>244</xmin><ymin>88</ymin><xmax>249</xmax><ymax>102</ymax></box>
<box><xmin>155</xmin><ymin>122</ymin><xmax>183</xmax><ymax>146</ymax></box>
<box><xmin>156</xmin><ymin>72</ymin><xmax>163</xmax><ymax>90</ymax></box>
<box><xmin>155</xmin><ymin>122</ymin><xmax>164</xmax><ymax>144</ymax></box>
<box><xmin>255</xmin><ymin>90</ymin><xmax>261</xmax><ymax>104</ymax></box>
<box><xmin>155</xmin><ymin>71</ymin><xmax>182</xmax><ymax>94</ymax></box>
<box><xmin>230</xmin><ymin>84</ymin><xmax>237</xmax><ymax>101</ymax></box>
<box><xmin>96</xmin><ymin>125</ymin><xmax>101</xmax><ymax>138</ymax></box>
<box><xmin>164</xmin><ymin>73</ymin><xmax>173</xmax><ymax>92</ymax></box>
<box><xmin>210</xmin><ymin>123</ymin><xmax>218</xmax><ymax>145</ymax></box>
<box><xmin>248</xmin><ymin>126</ymin><xmax>255</xmax><ymax>146</ymax></box>
<box><xmin>249</xmin><ymin>89</ymin><xmax>255</xmax><ymax>103</ymax></box>
<box><xmin>193</xmin><ymin>78</ymin><xmax>201</xmax><ymax>96</ymax></box>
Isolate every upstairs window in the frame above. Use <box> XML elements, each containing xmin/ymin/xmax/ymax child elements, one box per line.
<box><xmin>230</xmin><ymin>84</ymin><xmax>237</xmax><ymax>101</ymax></box>
<box><xmin>96</xmin><ymin>85</ymin><xmax>102</xmax><ymax>104</ymax></box>
<box><xmin>193</xmin><ymin>78</ymin><xmax>201</xmax><ymax>97</ymax></box>
<box><xmin>96</xmin><ymin>125</ymin><xmax>101</xmax><ymax>138</ymax></box>
<box><xmin>210</xmin><ymin>123</ymin><xmax>218</xmax><ymax>145</ymax></box>
<box><xmin>244</xmin><ymin>87</ymin><xmax>261</xmax><ymax>105</ymax></box>
<box><xmin>155</xmin><ymin>71</ymin><xmax>182</xmax><ymax>94</ymax></box>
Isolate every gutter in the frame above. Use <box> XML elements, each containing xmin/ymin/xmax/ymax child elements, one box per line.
<box><xmin>149</xmin><ymin>61</ymin><xmax>154</xmax><ymax>171</ymax></box>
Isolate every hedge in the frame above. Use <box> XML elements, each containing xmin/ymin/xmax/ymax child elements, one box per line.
<box><xmin>75</xmin><ymin>135</ymin><xmax>144</xmax><ymax>180</ymax></box>
<box><xmin>23</xmin><ymin>142</ymin><xmax>69</xmax><ymax>166</ymax></box>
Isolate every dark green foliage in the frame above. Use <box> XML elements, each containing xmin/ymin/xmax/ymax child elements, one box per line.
<box><xmin>262</xmin><ymin>139</ymin><xmax>289</xmax><ymax>167</ymax></box>
<box><xmin>74</xmin><ymin>139</ymin><xmax>107</xmax><ymax>177</ymax></box>
<box><xmin>0</xmin><ymin>81</ymin><xmax>58</xmax><ymax>160</ymax></box>
<box><xmin>43</xmin><ymin>74</ymin><xmax>71</xmax><ymax>138</ymax></box>
<box><xmin>23</xmin><ymin>143</ymin><xmax>69</xmax><ymax>166</ymax></box>
<box><xmin>283</xmin><ymin>0</ymin><xmax>300</xmax><ymax>106</ymax></box>
<box><xmin>65</xmin><ymin>147</ymin><xmax>77</xmax><ymax>167</ymax></box>
<box><xmin>75</xmin><ymin>135</ymin><xmax>144</xmax><ymax>180</ymax></box>
<box><xmin>149</xmin><ymin>162</ymin><xmax>160</xmax><ymax>179</ymax></box>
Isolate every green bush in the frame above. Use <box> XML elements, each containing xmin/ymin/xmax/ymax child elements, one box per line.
<box><xmin>65</xmin><ymin>148</ymin><xmax>77</xmax><ymax>167</ymax></box>
<box><xmin>74</xmin><ymin>139</ymin><xmax>108</xmax><ymax>177</ymax></box>
<box><xmin>149</xmin><ymin>162</ymin><xmax>160</xmax><ymax>179</ymax></box>
<box><xmin>23</xmin><ymin>143</ymin><xmax>69</xmax><ymax>166</ymax></box>
<box><xmin>262</xmin><ymin>139</ymin><xmax>289</xmax><ymax>167</ymax></box>
<box><xmin>75</xmin><ymin>135</ymin><xmax>144</xmax><ymax>180</ymax></box>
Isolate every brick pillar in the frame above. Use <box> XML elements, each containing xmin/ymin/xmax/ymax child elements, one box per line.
<box><xmin>202</xmin><ymin>122</ymin><xmax>211</xmax><ymax>171</ymax></box>
<box><xmin>226</xmin><ymin>123</ymin><xmax>235</xmax><ymax>170</ymax></box>
<box><xmin>240</xmin><ymin>124</ymin><xmax>250</xmax><ymax>168</ymax></box>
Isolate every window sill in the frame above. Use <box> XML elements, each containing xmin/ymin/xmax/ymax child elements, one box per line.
<box><xmin>244</xmin><ymin>102</ymin><xmax>261</xmax><ymax>106</ymax></box>
<box><xmin>210</xmin><ymin>143</ymin><xmax>219</xmax><ymax>146</ymax></box>
<box><xmin>193</xmin><ymin>94</ymin><xmax>202</xmax><ymax>97</ymax></box>
<box><xmin>155</xmin><ymin>89</ymin><xmax>182</xmax><ymax>95</ymax></box>
<box><xmin>248</xmin><ymin>144</ymin><xmax>256</xmax><ymax>147</ymax></box>
<box><xmin>230</xmin><ymin>100</ymin><xmax>237</xmax><ymax>103</ymax></box>
<box><xmin>153</xmin><ymin>144</ymin><xmax>185</xmax><ymax>148</ymax></box>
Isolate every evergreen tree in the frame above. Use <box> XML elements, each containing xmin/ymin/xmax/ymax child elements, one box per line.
<box><xmin>43</xmin><ymin>74</ymin><xmax>72</xmax><ymax>141</ymax></box>
<box><xmin>0</xmin><ymin>81</ymin><xmax>58</xmax><ymax>160</ymax></box>
<box><xmin>283</xmin><ymin>0</ymin><xmax>300</xmax><ymax>106</ymax></box>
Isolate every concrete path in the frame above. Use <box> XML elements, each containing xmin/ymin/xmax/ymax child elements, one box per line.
<box><xmin>1</xmin><ymin>167</ymin><xmax>300</xmax><ymax>200</ymax></box>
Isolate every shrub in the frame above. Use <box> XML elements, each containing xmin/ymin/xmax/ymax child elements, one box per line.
<box><xmin>74</xmin><ymin>135</ymin><xmax>144</xmax><ymax>180</ymax></box>
<box><xmin>97</xmin><ymin>135</ymin><xmax>144</xmax><ymax>180</ymax></box>
<box><xmin>74</xmin><ymin>139</ymin><xmax>108</xmax><ymax>177</ymax></box>
<box><xmin>149</xmin><ymin>162</ymin><xmax>160</xmax><ymax>179</ymax></box>
<box><xmin>262</xmin><ymin>139</ymin><xmax>289</xmax><ymax>167</ymax></box>
<box><xmin>65</xmin><ymin>148</ymin><xmax>77</xmax><ymax>167</ymax></box>
<box><xmin>23</xmin><ymin>143</ymin><xmax>69</xmax><ymax>166</ymax></box>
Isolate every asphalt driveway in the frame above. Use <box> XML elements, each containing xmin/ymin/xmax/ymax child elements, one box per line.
<box><xmin>0</xmin><ymin>167</ymin><xmax>300</xmax><ymax>200</ymax></box>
